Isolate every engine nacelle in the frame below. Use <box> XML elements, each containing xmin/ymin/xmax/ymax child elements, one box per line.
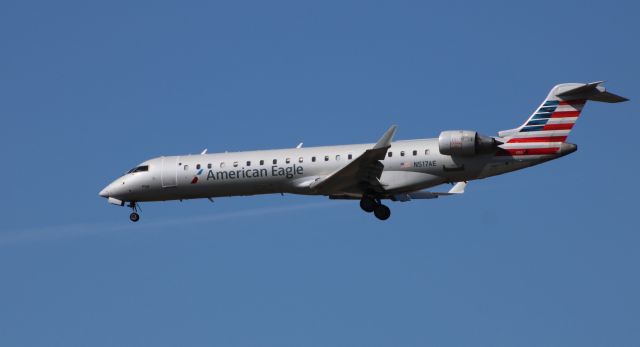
<box><xmin>438</xmin><ymin>130</ymin><xmax>499</xmax><ymax>156</ymax></box>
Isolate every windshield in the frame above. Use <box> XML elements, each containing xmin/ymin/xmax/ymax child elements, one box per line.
<box><xmin>126</xmin><ymin>165</ymin><xmax>149</xmax><ymax>174</ymax></box>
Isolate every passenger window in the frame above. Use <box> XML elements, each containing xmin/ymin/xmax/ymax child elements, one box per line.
<box><xmin>273</xmin><ymin>159</ymin><xmax>277</xmax><ymax>164</ymax></box>
<box><xmin>413</xmin><ymin>150</ymin><xmax>417</xmax><ymax>156</ymax></box>
<box><xmin>336</xmin><ymin>155</ymin><xmax>341</xmax><ymax>161</ymax></box>
<box><xmin>246</xmin><ymin>161</ymin><xmax>251</xmax><ymax>167</ymax></box>
<box><xmin>184</xmin><ymin>165</ymin><xmax>189</xmax><ymax>171</ymax></box>
<box><xmin>196</xmin><ymin>164</ymin><xmax>201</xmax><ymax>170</ymax></box>
<box><xmin>286</xmin><ymin>158</ymin><xmax>291</xmax><ymax>164</ymax></box>
<box><xmin>324</xmin><ymin>156</ymin><xmax>329</xmax><ymax>161</ymax></box>
<box><xmin>220</xmin><ymin>162</ymin><xmax>225</xmax><ymax>168</ymax></box>
<box><xmin>233</xmin><ymin>161</ymin><xmax>238</xmax><ymax>167</ymax></box>
<box><xmin>388</xmin><ymin>152</ymin><xmax>393</xmax><ymax>158</ymax></box>
<box><xmin>400</xmin><ymin>151</ymin><xmax>405</xmax><ymax>157</ymax></box>
<box><xmin>208</xmin><ymin>163</ymin><xmax>212</xmax><ymax>169</ymax></box>
<box><xmin>348</xmin><ymin>154</ymin><xmax>353</xmax><ymax>160</ymax></box>
<box><xmin>298</xmin><ymin>157</ymin><xmax>303</xmax><ymax>163</ymax></box>
<box><xmin>425</xmin><ymin>149</ymin><xmax>430</xmax><ymax>155</ymax></box>
<box><xmin>312</xmin><ymin>156</ymin><xmax>316</xmax><ymax>162</ymax></box>
<box><xmin>260</xmin><ymin>160</ymin><xmax>264</xmax><ymax>166</ymax></box>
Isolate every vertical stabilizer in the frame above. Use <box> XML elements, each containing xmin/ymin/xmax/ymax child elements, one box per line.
<box><xmin>497</xmin><ymin>82</ymin><xmax>627</xmax><ymax>156</ymax></box>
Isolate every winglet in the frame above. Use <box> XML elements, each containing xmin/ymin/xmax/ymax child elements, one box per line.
<box><xmin>448</xmin><ymin>181</ymin><xmax>467</xmax><ymax>194</ymax></box>
<box><xmin>400</xmin><ymin>182</ymin><xmax>467</xmax><ymax>201</ymax></box>
<box><xmin>373</xmin><ymin>125</ymin><xmax>397</xmax><ymax>149</ymax></box>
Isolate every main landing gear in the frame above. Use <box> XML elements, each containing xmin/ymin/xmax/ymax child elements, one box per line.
<box><xmin>360</xmin><ymin>197</ymin><xmax>391</xmax><ymax>221</ymax></box>
<box><xmin>128</xmin><ymin>202</ymin><xmax>140</xmax><ymax>222</ymax></box>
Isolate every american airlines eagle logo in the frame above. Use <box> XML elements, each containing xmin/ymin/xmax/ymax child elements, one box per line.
<box><xmin>192</xmin><ymin>165</ymin><xmax>304</xmax><ymax>185</ymax></box>
<box><xmin>191</xmin><ymin>168</ymin><xmax>204</xmax><ymax>184</ymax></box>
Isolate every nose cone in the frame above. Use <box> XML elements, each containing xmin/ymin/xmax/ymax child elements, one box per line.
<box><xmin>99</xmin><ymin>177</ymin><xmax>129</xmax><ymax>199</ymax></box>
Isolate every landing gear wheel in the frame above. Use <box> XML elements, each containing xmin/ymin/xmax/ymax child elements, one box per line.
<box><xmin>373</xmin><ymin>204</ymin><xmax>391</xmax><ymax>221</ymax></box>
<box><xmin>127</xmin><ymin>202</ymin><xmax>140</xmax><ymax>222</ymax></box>
<box><xmin>360</xmin><ymin>198</ymin><xmax>376</xmax><ymax>213</ymax></box>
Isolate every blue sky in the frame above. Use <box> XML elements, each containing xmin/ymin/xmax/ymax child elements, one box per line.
<box><xmin>1</xmin><ymin>0</ymin><xmax>638</xmax><ymax>345</ymax></box>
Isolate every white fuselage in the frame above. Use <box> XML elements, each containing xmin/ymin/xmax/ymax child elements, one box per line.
<box><xmin>99</xmin><ymin>138</ymin><xmax>573</xmax><ymax>203</ymax></box>
<box><xmin>97</xmin><ymin>81</ymin><xmax>626</xmax><ymax>222</ymax></box>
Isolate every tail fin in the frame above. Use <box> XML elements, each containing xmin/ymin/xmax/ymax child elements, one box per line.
<box><xmin>498</xmin><ymin>82</ymin><xmax>627</xmax><ymax>152</ymax></box>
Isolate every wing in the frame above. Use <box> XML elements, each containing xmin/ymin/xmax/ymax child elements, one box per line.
<box><xmin>310</xmin><ymin>125</ymin><xmax>397</xmax><ymax>195</ymax></box>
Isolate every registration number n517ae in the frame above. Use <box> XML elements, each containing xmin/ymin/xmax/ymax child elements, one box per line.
<box><xmin>413</xmin><ymin>160</ymin><xmax>437</xmax><ymax>168</ymax></box>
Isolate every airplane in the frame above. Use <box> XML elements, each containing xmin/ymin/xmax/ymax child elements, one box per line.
<box><xmin>99</xmin><ymin>81</ymin><xmax>627</xmax><ymax>222</ymax></box>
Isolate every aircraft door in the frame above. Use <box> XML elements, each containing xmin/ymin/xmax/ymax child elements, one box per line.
<box><xmin>161</xmin><ymin>156</ymin><xmax>178</xmax><ymax>188</ymax></box>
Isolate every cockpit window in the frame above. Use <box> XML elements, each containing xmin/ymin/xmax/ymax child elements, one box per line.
<box><xmin>127</xmin><ymin>165</ymin><xmax>149</xmax><ymax>174</ymax></box>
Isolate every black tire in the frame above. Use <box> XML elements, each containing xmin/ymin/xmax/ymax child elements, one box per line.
<box><xmin>360</xmin><ymin>198</ymin><xmax>376</xmax><ymax>213</ymax></box>
<box><xmin>373</xmin><ymin>204</ymin><xmax>391</xmax><ymax>220</ymax></box>
<box><xmin>129</xmin><ymin>212</ymin><xmax>140</xmax><ymax>222</ymax></box>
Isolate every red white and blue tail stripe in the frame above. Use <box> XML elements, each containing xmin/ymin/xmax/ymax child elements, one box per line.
<box><xmin>500</xmin><ymin>98</ymin><xmax>584</xmax><ymax>155</ymax></box>
<box><xmin>496</xmin><ymin>82</ymin><xmax>627</xmax><ymax>157</ymax></box>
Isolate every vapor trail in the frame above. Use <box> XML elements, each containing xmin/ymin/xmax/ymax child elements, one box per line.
<box><xmin>0</xmin><ymin>201</ymin><xmax>348</xmax><ymax>246</ymax></box>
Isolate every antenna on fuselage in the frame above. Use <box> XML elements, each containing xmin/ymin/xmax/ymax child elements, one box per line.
<box><xmin>296</xmin><ymin>142</ymin><xmax>303</xmax><ymax>148</ymax></box>
<box><xmin>201</xmin><ymin>148</ymin><xmax>208</xmax><ymax>154</ymax></box>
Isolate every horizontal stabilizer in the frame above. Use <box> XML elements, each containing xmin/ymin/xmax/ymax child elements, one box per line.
<box><xmin>587</xmin><ymin>91</ymin><xmax>628</xmax><ymax>103</ymax></box>
<box><xmin>556</xmin><ymin>81</ymin><xmax>628</xmax><ymax>103</ymax></box>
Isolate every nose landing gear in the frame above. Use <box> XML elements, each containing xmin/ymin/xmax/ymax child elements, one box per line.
<box><xmin>128</xmin><ymin>202</ymin><xmax>140</xmax><ymax>222</ymax></box>
<box><xmin>360</xmin><ymin>197</ymin><xmax>391</xmax><ymax>221</ymax></box>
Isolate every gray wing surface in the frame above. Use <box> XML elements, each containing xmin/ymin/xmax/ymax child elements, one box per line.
<box><xmin>310</xmin><ymin>125</ymin><xmax>397</xmax><ymax>195</ymax></box>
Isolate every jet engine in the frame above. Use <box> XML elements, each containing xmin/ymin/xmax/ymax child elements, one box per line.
<box><xmin>438</xmin><ymin>130</ymin><xmax>500</xmax><ymax>156</ymax></box>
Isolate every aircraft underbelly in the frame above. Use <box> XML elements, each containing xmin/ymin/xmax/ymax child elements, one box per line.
<box><xmin>380</xmin><ymin>170</ymin><xmax>445</xmax><ymax>193</ymax></box>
